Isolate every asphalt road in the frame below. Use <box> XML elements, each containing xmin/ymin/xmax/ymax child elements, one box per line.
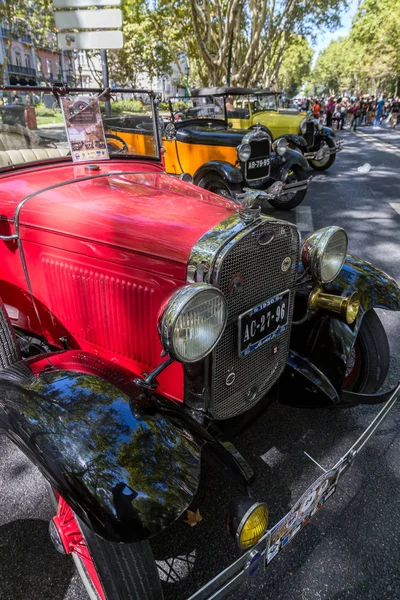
<box><xmin>1</xmin><ymin>129</ymin><xmax>400</xmax><ymax>600</ymax></box>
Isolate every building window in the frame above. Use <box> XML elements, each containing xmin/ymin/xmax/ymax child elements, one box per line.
<box><xmin>37</xmin><ymin>57</ymin><xmax>42</xmax><ymax>72</ymax></box>
<box><xmin>57</xmin><ymin>60</ymin><xmax>62</xmax><ymax>79</ymax></box>
<box><xmin>25</xmin><ymin>54</ymin><xmax>31</xmax><ymax>69</ymax></box>
<box><xmin>47</xmin><ymin>58</ymin><xmax>52</xmax><ymax>76</ymax></box>
<box><xmin>15</xmin><ymin>52</ymin><xmax>21</xmax><ymax>67</ymax></box>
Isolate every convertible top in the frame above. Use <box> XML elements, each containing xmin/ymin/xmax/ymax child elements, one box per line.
<box><xmin>252</xmin><ymin>89</ymin><xmax>281</xmax><ymax>96</ymax></box>
<box><xmin>191</xmin><ymin>87</ymin><xmax>255</xmax><ymax>97</ymax></box>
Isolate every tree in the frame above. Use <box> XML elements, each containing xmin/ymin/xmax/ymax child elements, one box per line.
<box><xmin>309</xmin><ymin>0</ymin><xmax>400</xmax><ymax>97</ymax></box>
<box><xmin>162</xmin><ymin>0</ymin><xmax>347</xmax><ymax>88</ymax></box>
<box><xmin>276</xmin><ymin>36</ymin><xmax>313</xmax><ymax>96</ymax></box>
<box><xmin>108</xmin><ymin>0</ymin><xmax>173</xmax><ymax>87</ymax></box>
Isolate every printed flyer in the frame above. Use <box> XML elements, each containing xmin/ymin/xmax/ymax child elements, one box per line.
<box><xmin>60</xmin><ymin>96</ymin><xmax>109</xmax><ymax>162</ymax></box>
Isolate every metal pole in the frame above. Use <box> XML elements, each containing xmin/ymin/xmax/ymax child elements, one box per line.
<box><xmin>101</xmin><ymin>48</ymin><xmax>111</xmax><ymax>116</ymax></box>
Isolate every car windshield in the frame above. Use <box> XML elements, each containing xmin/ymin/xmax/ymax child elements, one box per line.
<box><xmin>0</xmin><ymin>87</ymin><xmax>160</xmax><ymax>169</ymax></box>
<box><xmin>169</xmin><ymin>96</ymin><xmax>225</xmax><ymax>122</ymax></box>
<box><xmin>251</xmin><ymin>94</ymin><xmax>278</xmax><ymax>113</ymax></box>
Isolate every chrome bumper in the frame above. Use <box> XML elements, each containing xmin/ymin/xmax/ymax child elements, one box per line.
<box><xmin>280</xmin><ymin>176</ymin><xmax>312</xmax><ymax>196</ymax></box>
<box><xmin>304</xmin><ymin>138</ymin><xmax>344</xmax><ymax>160</ymax></box>
<box><xmin>188</xmin><ymin>382</ymin><xmax>400</xmax><ymax>600</ymax></box>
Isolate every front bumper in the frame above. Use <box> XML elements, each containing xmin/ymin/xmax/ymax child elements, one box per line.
<box><xmin>304</xmin><ymin>138</ymin><xmax>344</xmax><ymax>160</ymax></box>
<box><xmin>187</xmin><ymin>382</ymin><xmax>400</xmax><ymax>600</ymax></box>
<box><xmin>267</xmin><ymin>176</ymin><xmax>312</xmax><ymax>199</ymax></box>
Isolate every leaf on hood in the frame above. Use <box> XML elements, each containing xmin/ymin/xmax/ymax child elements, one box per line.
<box><xmin>184</xmin><ymin>508</ymin><xmax>203</xmax><ymax>527</ymax></box>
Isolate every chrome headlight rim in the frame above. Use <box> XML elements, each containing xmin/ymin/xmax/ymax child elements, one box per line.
<box><xmin>300</xmin><ymin>117</ymin><xmax>308</xmax><ymax>134</ymax></box>
<box><xmin>237</xmin><ymin>142</ymin><xmax>251</xmax><ymax>162</ymax></box>
<box><xmin>272</xmin><ymin>137</ymin><xmax>288</xmax><ymax>156</ymax></box>
<box><xmin>302</xmin><ymin>226</ymin><xmax>348</xmax><ymax>284</ymax></box>
<box><xmin>158</xmin><ymin>283</ymin><xmax>228</xmax><ymax>363</ymax></box>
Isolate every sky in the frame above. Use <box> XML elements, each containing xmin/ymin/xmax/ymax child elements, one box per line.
<box><xmin>311</xmin><ymin>0</ymin><xmax>359</xmax><ymax>64</ymax></box>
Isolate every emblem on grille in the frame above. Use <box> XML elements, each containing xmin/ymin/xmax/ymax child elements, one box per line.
<box><xmin>281</xmin><ymin>256</ymin><xmax>292</xmax><ymax>272</ymax></box>
<box><xmin>228</xmin><ymin>273</ymin><xmax>244</xmax><ymax>294</ymax></box>
<box><xmin>226</xmin><ymin>371</ymin><xmax>236</xmax><ymax>387</ymax></box>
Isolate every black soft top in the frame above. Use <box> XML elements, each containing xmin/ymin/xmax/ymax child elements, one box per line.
<box><xmin>191</xmin><ymin>87</ymin><xmax>255</xmax><ymax>97</ymax></box>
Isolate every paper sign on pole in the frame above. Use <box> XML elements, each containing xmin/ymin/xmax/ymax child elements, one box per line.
<box><xmin>55</xmin><ymin>9</ymin><xmax>122</xmax><ymax>30</ymax></box>
<box><xmin>53</xmin><ymin>0</ymin><xmax>120</xmax><ymax>7</ymax></box>
<box><xmin>58</xmin><ymin>30</ymin><xmax>123</xmax><ymax>50</ymax></box>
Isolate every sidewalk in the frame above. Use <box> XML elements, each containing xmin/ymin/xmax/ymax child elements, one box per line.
<box><xmin>351</xmin><ymin>121</ymin><xmax>400</xmax><ymax>149</ymax></box>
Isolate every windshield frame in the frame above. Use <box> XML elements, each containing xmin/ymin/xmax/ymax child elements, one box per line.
<box><xmin>251</xmin><ymin>92</ymin><xmax>280</xmax><ymax>113</ymax></box>
<box><xmin>0</xmin><ymin>85</ymin><xmax>162</xmax><ymax>171</ymax></box>
<box><xmin>168</xmin><ymin>95</ymin><xmax>228</xmax><ymax>124</ymax></box>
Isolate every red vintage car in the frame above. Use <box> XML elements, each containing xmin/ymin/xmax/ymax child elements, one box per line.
<box><xmin>0</xmin><ymin>86</ymin><xmax>399</xmax><ymax>600</ymax></box>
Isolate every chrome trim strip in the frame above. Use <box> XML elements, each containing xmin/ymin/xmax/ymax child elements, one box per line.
<box><xmin>187</xmin><ymin>381</ymin><xmax>400</xmax><ymax>600</ymax></box>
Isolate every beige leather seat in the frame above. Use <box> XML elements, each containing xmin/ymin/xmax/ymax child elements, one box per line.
<box><xmin>0</xmin><ymin>148</ymin><xmax>69</xmax><ymax>167</ymax></box>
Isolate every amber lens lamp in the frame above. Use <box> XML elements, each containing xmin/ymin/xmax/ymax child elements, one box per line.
<box><xmin>227</xmin><ymin>498</ymin><xmax>269</xmax><ymax>550</ymax></box>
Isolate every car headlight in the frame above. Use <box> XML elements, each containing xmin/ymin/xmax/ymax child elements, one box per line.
<box><xmin>237</xmin><ymin>143</ymin><xmax>251</xmax><ymax>162</ymax></box>
<box><xmin>227</xmin><ymin>497</ymin><xmax>269</xmax><ymax>549</ymax></box>
<box><xmin>302</xmin><ymin>226</ymin><xmax>348</xmax><ymax>283</ymax></box>
<box><xmin>272</xmin><ymin>137</ymin><xmax>287</xmax><ymax>156</ymax></box>
<box><xmin>300</xmin><ymin>117</ymin><xmax>307</xmax><ymax>134</ymax></box>
<box><xmin>158</xmin><ymin>283</ymin><xmax>228</xmax><ymax>363</ymax></box>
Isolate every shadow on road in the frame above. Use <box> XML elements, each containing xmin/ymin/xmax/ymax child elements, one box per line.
<box><xmin>0</xmin><ymin>518</ymin><xmax>74</xmax><ymax>600</ymax></box>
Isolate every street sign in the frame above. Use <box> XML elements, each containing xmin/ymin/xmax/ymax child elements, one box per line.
<box><xmin>53</xmin><ymin>0</ymin><xmax>120</xmax><ymax>6</ymax></box>
<box><xmin>57</xmin><ymin>30</ymin><xmax>124</xmax><ymax>50</ymax></box>
<box><xmin>55</xmin><ymin>9</ymin><xmax>122</xmax><ymax>30</ymax></box>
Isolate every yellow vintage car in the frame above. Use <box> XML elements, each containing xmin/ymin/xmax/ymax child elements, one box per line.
<box><xmin>104</xmin><ymin>89</ymin><xmax>311</xmax><ymax>210</ymax></box>
<box><xmin>223</xmin><ymin>88</ymin><xmax>343</xmax><ymax>171</ymax></box>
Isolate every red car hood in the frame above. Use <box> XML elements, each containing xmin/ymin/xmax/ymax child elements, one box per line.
<box><xmin>12</xmin><ymin>164</ymin><xmax>237</xmax><ymax>265</ymax></box>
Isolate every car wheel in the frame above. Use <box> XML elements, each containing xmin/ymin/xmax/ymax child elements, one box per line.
<box><xmin>197</xmin><ymin>172</ymin><xmax>241</xmax><ymax>200</ymax></box>
<box><xmin>105</xmin><ymin>133</ymin><xmax>128</xmax><ymax>154</ymax></box>
<box><xmin>267</xmin><ymin>166</ymin><xmax>307</xmax><ymax>210</ymax></box>
<box><xmin>309</xmin><ymin>138</ymin><xmax>336</xmax><ymax>170</ymax></box>
<box><xmin>48</xmin><ymin>487</ymin><xmax>163</xmax><ymax>600</ymax></box>
<box><xmin>343</xmin><ymin>310</ymin><xmax>389</xmax><ymax>393</ymax></box>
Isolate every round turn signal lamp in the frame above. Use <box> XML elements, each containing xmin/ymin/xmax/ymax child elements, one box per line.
<box><xmin>227</xmin><ymin>498</ymin><xmax>269</xmax><ymax>550</ymax></box>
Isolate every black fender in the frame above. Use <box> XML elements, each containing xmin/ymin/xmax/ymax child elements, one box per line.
<box><xmin>282</xmin><ymin>254</ymin><xmax>400</xmax><ymax>406</ymax></box>
<box><xmin>193</xmin><ymin>160</ymin><xmax>243</xmax><ymax>186</ymax></box>
<box><xmin>278</xmin><ymin>133</ymin><xmax>308</xmax><ymax>149</ymax></box>
<box><xmin>278</xmin><ymin>148</ymin><xmax>309</xmax><ymax>179</ymax></box>
<box><xmin>316</xmin><ymin>126</ymin><xmax>335</xmax><ymax>140</ymax></box>
<box><xmin>0</xmin><ymin>350</ymin><xmax>249</xmax><ymax>543</ymax></box>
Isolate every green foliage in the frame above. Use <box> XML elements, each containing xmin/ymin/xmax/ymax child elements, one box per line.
<box><xmin>109</xmin><ymin>99</ymin><xmax>144</xmax><ymax>114</ymax></box>
<box><xmin>108</xmin><ymin>0</ymin><xmax>173</xmax><ymax>87</ymax></box>
<box><xmin>310</xmin><ymin>0</ymin><xmax>400</xmax><ymax>96</ymax></box>
<box><xmin>276</xmin><ymin>36</ymin><xmax>314</xmax><ymax>96</ymax></box>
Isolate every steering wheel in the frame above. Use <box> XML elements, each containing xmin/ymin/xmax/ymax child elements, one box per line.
<box><xmin>105</xmin><ymin>133</ymin><xmax>128</xmax><ymax>154</ymax></box>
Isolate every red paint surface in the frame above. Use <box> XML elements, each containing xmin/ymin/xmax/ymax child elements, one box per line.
<box><xmin>0</xmin><ymin>160</ymin><xmax>236</xmax><ymax>401</ymax></box>
<box><xmin>53</xmin><ymin>493</ymin><xmax>106</xmax><ymax>600</ymax></box>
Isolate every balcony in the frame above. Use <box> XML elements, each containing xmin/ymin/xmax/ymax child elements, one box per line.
<box><xmin>8</xmin><ymin>64</ymin><xmax>36</xmax><ymax>77</ymax></box>
<box><xmin>1</xmin><ymin>29</ymin><xmax>32</xmax><ymax>44</ymax></box>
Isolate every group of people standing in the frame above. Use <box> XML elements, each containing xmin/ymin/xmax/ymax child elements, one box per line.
<box><xmin>308</xmin><ymin>95</ymin><xmax>399</xmax><ymax>131</ymax></box>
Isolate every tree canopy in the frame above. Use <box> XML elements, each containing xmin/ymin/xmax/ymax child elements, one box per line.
<box><xmin>309</xmin><ymin>0</ymin><xmax>400</xmax><ymax>97</ymax></box>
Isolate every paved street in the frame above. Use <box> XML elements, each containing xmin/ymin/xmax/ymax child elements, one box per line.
<box><xmin>1</xmin><ymin>129</ymin><xmax>400</xmax><ymax>600</ymax></box>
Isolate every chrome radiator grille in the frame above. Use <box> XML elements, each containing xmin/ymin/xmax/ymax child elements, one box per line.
<box><xmin>210</xmin><ymin>218</ymin><xmax>300</xmax><ymax>420</ymax></box>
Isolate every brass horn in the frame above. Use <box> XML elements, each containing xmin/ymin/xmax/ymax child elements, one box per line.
<box><xmin>308</xmin><ymin>288</ymin><xmax>360</xmax><ymax>325</ymax></box>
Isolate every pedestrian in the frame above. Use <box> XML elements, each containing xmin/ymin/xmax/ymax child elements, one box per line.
<box><xmin>339</xmin><ymin>99</ymin><xmax>347</xmax><ymax>130</ymax></box>
<box><xmin>367</xmin><ymin>96</ymin><xmax>375</xmax><ymax>125</ymax></box>
<box><xmin>373</xmin><ymin>95</ymin><xmax>386</xmax><ymax>128</ymax></box>
<box><xmin>349</xmin><ymin>99</ymin><xmax>360</xmax><ymax>131</ymax></box>
<box><xmin>389</xmin><ymin>97</ymin><xmax>399</xmax><ymax>128</ymax></box>
<box><xmin>325</xmin><ymin>97</ymin><xmax>335</xmax><ymax>127</ymax></box>
<box><xmin>332</xmin><ymin>98</ymin><xmax>342</xmax><ymax>130</ymax></box>
<box><xmin>360</xmin><ymin>100</ymin><xmax>367</xmax><ymax>125</ymax></box>
<box><xmin>312</xmin><ymin>98</ymin><xmax>321</xmax><ymax>119</ymax></box>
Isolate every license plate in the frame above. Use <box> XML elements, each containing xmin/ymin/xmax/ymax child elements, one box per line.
<box><xmin>265</xmin><ymin>458</ymin><xmax>351</xmax><ymax>567</ymax></box>
<box><xmin>238</xmin><ymin>291</ymin><xmax>290</xmax><ymax>358</ymax></box>
<box><xmin>247</xmin><ymin>157</ymin><xmax>270</xmax><ymax>170</ymax></box>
